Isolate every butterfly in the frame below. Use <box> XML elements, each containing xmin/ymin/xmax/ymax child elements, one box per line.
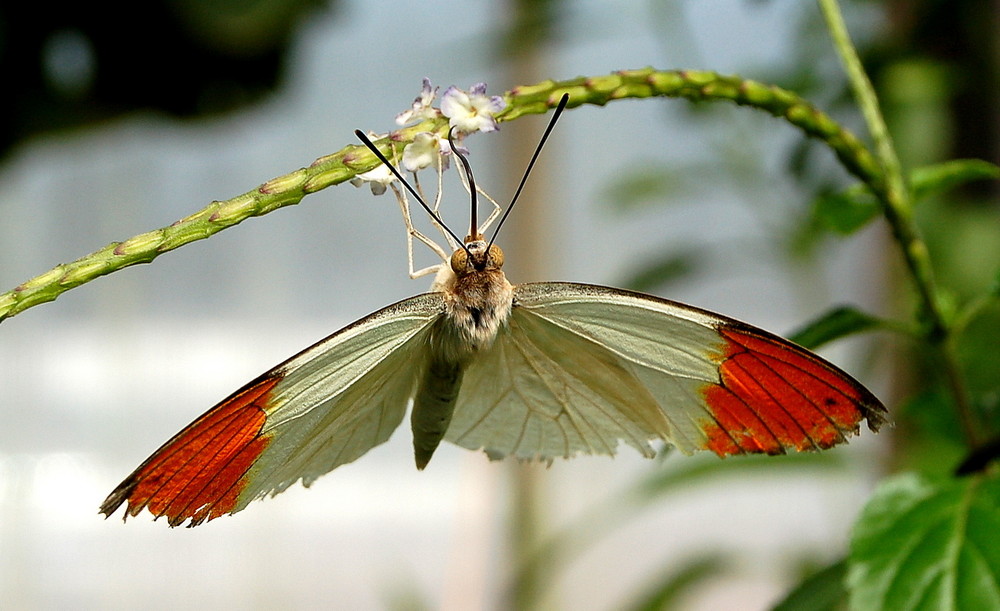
<box><xmin>101</xmin><ymin>93</ymin><xmax>887</xmax><ymax>527</ymax></box>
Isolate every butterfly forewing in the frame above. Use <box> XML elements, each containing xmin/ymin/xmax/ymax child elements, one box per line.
<box><xmin>239</xmin><ymin>305</ymin><xmax>442</xmax><ymax>502</ymax></box>
<box><xmin>101</xmin><ymin>294</ymin><xmax>445</xmax><ymax>526</ymax></box>
<box><xmin>701</xmin><ymin>323</ymin><xmax>885</xmax><ymax>455</ymax></box>
<box><xmin>100</xmin><ymin>376</ymin><xmax>278</xmax><ymax>526</ymax></box>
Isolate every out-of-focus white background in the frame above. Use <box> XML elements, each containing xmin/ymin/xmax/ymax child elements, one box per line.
<box><xmin>0</xmin><ymin>1</ymin><xmax>888</xmax><ymax>609</ymax></box>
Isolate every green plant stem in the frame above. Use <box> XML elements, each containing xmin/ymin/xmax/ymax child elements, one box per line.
<box><xmin>818</xmin><ymin>0</ymin><xmax>978</xmax><ymax>446</ymax></box>
<box><xmin>0</xmin><ymin>69</ymin><xmax>883</xmax><ymax>323</ymax></box>
<box><xmin>0</xmin><ymin>117</ymin><xmax>442</xmax><ymax>321</ymax></box>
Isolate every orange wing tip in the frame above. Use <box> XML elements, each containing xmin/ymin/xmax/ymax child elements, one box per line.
<box><xmin>698</xmin><ymin>323</ymin><xmax>887</xmax><ymax>458</ymax></box>
<box><xmin>100</xmin><ymin>375</ymin><xmax>281</xmax><ymax>527</ymax></box>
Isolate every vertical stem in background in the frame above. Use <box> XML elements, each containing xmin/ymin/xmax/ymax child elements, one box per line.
<box><xmin>499</xmin><ymin>1</ymin><xmax>561</xmax><ymax>610</ymax></box>
<box><xmin>501</xmin><ymin>71</ymin><xmax>556</xmax><ymax>611</ymax></box>
<box><xmin>818</xmin><ymin>0</ymin><xmax>906</xmax><ymax>202</ymax></box>
<box><xmin>817</xmin><ymin>0</ymin><xmax>979</xmax><ymax>446</ymax></box>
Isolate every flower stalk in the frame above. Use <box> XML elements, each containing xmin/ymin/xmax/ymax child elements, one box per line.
<box><xmin>1</xmin><ymin>69</ymin><xmax>882</xmax><ymax>323</ymax></box>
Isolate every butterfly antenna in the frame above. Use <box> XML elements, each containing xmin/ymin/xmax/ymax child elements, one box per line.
<box><xmin>447</xmin><ymin>127</ymin><xmax>480</xmax><ymax>240</ymax></box>
<box><xmin>487</xmin><ymin>93</ymin><xmax>570</xmax><ymax>250</ymax></box>
<box><xmin>354</xmin><ymin>130</ymin><xmax>469</xmax><ymax>253</ymax></box>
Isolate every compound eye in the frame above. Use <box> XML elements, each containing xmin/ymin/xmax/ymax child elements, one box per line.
<box><xmin>450</xmin><ymin>248</ymin><xmax>468</xmax><ymax>274</ymax></box>
<box><xmin>487</xmin><ymin>244</ymin><xmax>504</xmax><ymax>269</ymax></box>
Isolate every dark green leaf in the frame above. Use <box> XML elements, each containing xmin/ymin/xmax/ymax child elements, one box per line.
<box><xmin>956</xmin><ymin>436</ymin><xmax>1000</xmax><ymax>476</ymax></box>
<box><xmin>772</xmin><ymin>559</ymin><xmax>847</xmax><ymax>611</ymax></box>
<box><xmin>847</xmin><ymin>472</ymin><xmax>1000</xmax><ymax>610</ymax></box>
<box><xmin>600</xmin><ymin>161</ymin><xmax>720</xmax><ymax>212</ymax></box>
<box><xmin>622</xmin><ymin>555</ymin><xmax>728</xmax><ymax>611</ymax></box>
<box><xmin>634</xmin><ymin>452</ymin><xmax>840</xmax><ymax>504</ymax></box>
<box><xmin>894</xmin><ymin>390</ymin><xmax>968</xmax><ymax>476</ymax></box>
<box><xmin>812</xmin><ymin>187</ymin><xmax>880</xmax><ymax>235</ymax></box>
<box><xmin>911</xmin><ymin>159</ymin><xmax>1000</xmax><ymax>203</ymax></box>
<box><xmin>622</xmin><ymin>253</ymin><xmax>698</xmax><ymax>293</ymax></box>
<box><xmin>787</xmin><ymin>306</ymin><xmax>883</xmax><ymax>350</ymax></box>
<box><xmin>601</xmin><ymin>163</ymin><xmax>684</xmax><ymax>211</ymax></box>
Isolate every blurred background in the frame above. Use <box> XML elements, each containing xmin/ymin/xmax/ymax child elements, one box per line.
<box><xmin>1</xmin><ymin>0</ymin><xmax>996</xmax><ymax>609</ymax></box>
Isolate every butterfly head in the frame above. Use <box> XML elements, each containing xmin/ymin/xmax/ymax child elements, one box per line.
<box><xmin>451</xmin><ymin>237</ymin><xmax>504</xmax><ymax>276</ymax></box>
<box><xmin>354</xmin><ymin>92</ymin><xmax>569</xmax><ymax>286</ymax></box>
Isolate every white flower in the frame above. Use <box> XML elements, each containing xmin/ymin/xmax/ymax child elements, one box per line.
<box><xmin>440</xmin><ymin>83</ymin><xmax>505</xmax><ymax>134</ymax></box>
<box><xmin>402</xmin><ymin>132</ymin><xmax>452</xmax><ymax>172</ymax></box>
<box><xmin>350</xmin><ymin>163</ymin><xmax>396</xmax><ymax>196</ymax></box>
<box><xmin>395</xmin><ymin>78</ymin><xmax>440</xmax><ymax>125</ymax></box>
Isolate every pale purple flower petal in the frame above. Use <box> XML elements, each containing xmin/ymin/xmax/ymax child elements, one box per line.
<box><xmin>440</xmin><ymin>83</ymin><xmax>506</xmax><ymax>134</ymax></box>
<box><xmin>395</xmin><ymin>78</ymin><xmax>441</xmax><ymax>125</ymax></box>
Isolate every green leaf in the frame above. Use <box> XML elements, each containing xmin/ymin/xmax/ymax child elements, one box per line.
<box><xmin>910</xmin><ymin>159</ymin><xmax>1000</xmax><ymax>203</ymax></box>
<box><xmin>847</xmin><ymin>472</ymin><xmax>1000</xmax><ymax>611</ymax></box>
<box><xmin>787</xmin><ymin>306</ymin><xmax>884</xmax><ymax>350</ymax></box>
<box><xmin>805</xmin><ymin>160</ymin><xmax>997</xmax><ymax>235</ymax></box>
<box><xmin>772</xmin><ymin>559</ymin><xmax>847</xmax><ymax>611</ymax></box>
<box><xmin>812</xmin><ymin>186</ymin><xmax>880</xmax><ymax>235</ymax></box>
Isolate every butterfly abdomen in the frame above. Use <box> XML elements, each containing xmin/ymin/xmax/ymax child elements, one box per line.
<box><xmin>411</xmin><ymin>354</ymin><xmax>465</xmax><ymax>470</ymax></box>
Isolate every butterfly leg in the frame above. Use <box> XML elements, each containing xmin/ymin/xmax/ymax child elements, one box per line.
<box><xmin>476</xmin><ymin>187</ymin><xmax>502</xmax><ymax>236</ymax></box>
<box><xmin>389</xmin><ymin>181</ymin><xmax>450</xmax><ymax>280</ymax></box>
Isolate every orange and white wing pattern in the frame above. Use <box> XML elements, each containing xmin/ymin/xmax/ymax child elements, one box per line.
<box><xmin>446</xmin><ymin>282</ymin><xmax>886</xmax><ymax>461</ymax></box>
<box><xmin>100</xmin><ymin>294</ymin><xmax>444</xmax><ymax>527</ymax></box>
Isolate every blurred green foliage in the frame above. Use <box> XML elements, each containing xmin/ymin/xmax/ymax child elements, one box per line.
<box><xmin>597</xmin><ymin>1</ymin><xmax>1000</xmax><ymax>609</ymax></box>
<box><xmin>0</xmin><ymin>0</ymin><xmax>327</xmax><ymax>157</ymax></box>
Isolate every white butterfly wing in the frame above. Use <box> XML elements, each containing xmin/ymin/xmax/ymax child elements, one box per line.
<box><xmin>446</xmin><ymin>282</ymin><xmax>885</xmax><ymax>461</ymax></box>
<box><xmin>104</xmin><ymin>281</ymin><xmax>886</xmax><ymax>527</ymax></box>
<box><xmin>101</xmin><ymin>293</ymin><xmax>444</xmax><ymax>526</ymax></box>
<box><xmin>243</xmin><ymin>295</ymin><xmax>444</xmax><ymax>497</ymax></box>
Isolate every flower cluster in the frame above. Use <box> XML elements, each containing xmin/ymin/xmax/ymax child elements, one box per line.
<box><xmin>440</xmin><ymin>83</ymin><xmax>504</xmax><ymax>134</ymax></box>
<box><xmin>351</xmin><ymin>80</ymin><xmax>505</xmax><ymax>194</ymax></box>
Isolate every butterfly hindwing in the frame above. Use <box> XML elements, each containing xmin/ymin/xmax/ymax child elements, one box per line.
<box><xmin>447</xmin><ymin>282</ymin><xmax>886</xmax><ymax>462</ymax></box>
<box><xmin>446</xmin><ymin>303</ymin><xmax>673</xmax><ymax>460</ymax></box>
